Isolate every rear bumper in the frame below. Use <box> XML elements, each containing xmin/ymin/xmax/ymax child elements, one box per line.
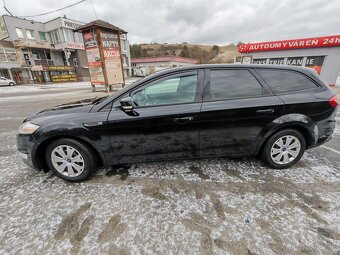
<box><xmin>16</xmin><ymin>133</ymin><xmax>39</xmax><ymax>170</ymax></box>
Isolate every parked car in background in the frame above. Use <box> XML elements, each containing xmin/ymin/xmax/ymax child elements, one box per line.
<box><xmin>0</xmin><ymin>76</ymin><xmax>16</xmax><ymax>86</ymax></box>
<box><xmin>17</xmin><ymin>64</ymin><xmax>339</xmax><ymax>182</ymax></box>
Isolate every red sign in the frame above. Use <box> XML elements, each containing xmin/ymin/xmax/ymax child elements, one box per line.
<box><xmin>238</xmin><ymin>35</ymin><xmax>340</xmax><ymax>53</ymax></box>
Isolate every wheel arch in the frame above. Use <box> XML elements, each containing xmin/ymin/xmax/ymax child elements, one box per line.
<box><xmin>257</xmin><ymin>123</ymin><xmax>316</xmax><ymax>155</ymax></box>
<box><xmin>34</xmin><ymin>135</ymin><xmax>104</xmax><ymax>172</ymax></box>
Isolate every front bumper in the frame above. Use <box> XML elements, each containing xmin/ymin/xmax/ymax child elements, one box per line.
<box><xmin>16</xmin><ymin>133</ymin><xmax>39</xmax><ymax>170</ymax></box>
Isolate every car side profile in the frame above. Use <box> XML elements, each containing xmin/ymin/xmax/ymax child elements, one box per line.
<box><xmin>17</xmin><ymin>64</ymin><xmax>339</xmax><ymax>181</ymax></box>
<box><xmin>0</xmin><ymin>76</ymin><xmax>16</xmax><ymax>86</ymax></box>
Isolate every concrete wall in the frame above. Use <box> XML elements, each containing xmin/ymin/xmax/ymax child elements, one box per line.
<box><xmin>245</xmin><ymin>47</ymin><xmax>340</xmax><ymax>85</ymax></box>
<box><xmin>3</xmin><ymin>16</ymin><xmax>45</xmax><ymax>41</ymax></box>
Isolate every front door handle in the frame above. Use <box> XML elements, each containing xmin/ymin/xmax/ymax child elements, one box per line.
<box><xmin>256</xmin><ymin>109</ymin><xmax>274</xmax><ymax>114</ymax></box>
<box><xmin>173</xmin><ymin>116</ymin><xmax>194</xmax><ymax>124</ymax></box>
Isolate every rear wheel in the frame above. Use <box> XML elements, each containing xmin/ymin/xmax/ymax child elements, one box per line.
<box><xmin>9</xmin><ymin>82</ymin><xmax>15</xmax><ymax>86</ymax></box>
<box><xmin>46</xmin><ymin>138</ymin><xmax>97</xmax><ymax>181</ymax></box>
<box><xmin>261</xmin><ymin>129</ymin><xmax>306</xmax><ymax>169</ymax></box>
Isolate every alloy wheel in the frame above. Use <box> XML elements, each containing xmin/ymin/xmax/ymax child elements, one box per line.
<box><xmin>51</xmin><ymin>145</ymin><xmax>85</xmax><ymax>177</ymax></box>
<box><xmin>270</xmin><ymin>135</ymin><xmax>301</xmax><ymax>165</ymax></box>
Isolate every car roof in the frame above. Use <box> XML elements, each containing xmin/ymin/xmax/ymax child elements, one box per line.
<box><xmin>144</xmin><ymin>63</ymin><xmax>316</xmax><ymax>79</ymax></box>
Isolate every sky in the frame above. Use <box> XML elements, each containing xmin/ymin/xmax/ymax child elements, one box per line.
<box><xmin>1</xmin><ymin>0</ymin><xmax>340</xmax><ymax>45</ymax></box>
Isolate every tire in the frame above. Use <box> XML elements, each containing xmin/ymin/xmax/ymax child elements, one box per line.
<box><xmin>45</xmin><ymin>138</ymin><xmax>97</xmax><ymax>182</ymax></box>
<box><xmin>260</xmin><ymin>129</ymin><xmax>306</xmax><ymax>169</ymax></box>
<box><xmin>9</xmin><ymin>82</ymin><xmax>15</xmax><ymax>86</ymax></box>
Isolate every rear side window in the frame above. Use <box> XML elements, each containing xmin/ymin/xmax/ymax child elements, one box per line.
<box><xmin>257</xmin><ymin>69</ymin><xmax>318</xmax><ymax>93</ymax></box>
<box><xmin>207</xmin><ymin>69</ymin><xmax>263</xmax><ymax>101</ymax></box>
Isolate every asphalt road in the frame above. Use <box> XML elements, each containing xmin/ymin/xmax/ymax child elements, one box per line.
<box><xmin>0</xmin><ymin>83</ymin><xmax>339</xmax><ymax>255</ymax></box>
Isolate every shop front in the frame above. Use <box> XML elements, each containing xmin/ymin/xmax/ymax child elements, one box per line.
<box><xmin>238</xmin><ymin>35</ymin><xmax>340</xmax><ymax>86</ymax></box>
<box><xmin>31</xmin><ymin>65</ymin><xmax>77</xmax><ymax>83</ymax></box>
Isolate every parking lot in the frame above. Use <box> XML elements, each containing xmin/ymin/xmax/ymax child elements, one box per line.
<box><xmin>0</xmin><ymin>82</ymin><xmax>339</xmax><ymax>254</ymax></box>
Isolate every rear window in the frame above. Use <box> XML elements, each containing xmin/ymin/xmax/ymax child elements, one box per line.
<box><xmin>207</xmin><ymin>69</ymin><xmax>263</xmax><ymax>101</ymax></box>
<box><xmin>257</xmin><ymin>69</ymin><xmax>318</xmax><ymax>93</ymax></box>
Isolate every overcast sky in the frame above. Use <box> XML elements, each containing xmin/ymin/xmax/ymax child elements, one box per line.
<box><xmin>1</xmin><ymin>0</ymin><xmax>339</xmax><ymax>45</ymax></box>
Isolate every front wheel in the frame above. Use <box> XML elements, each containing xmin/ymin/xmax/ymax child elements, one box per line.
<box><xmin>46</xmin><ymin>138</ymin><xmax>97</xmax><ymax>181</ymax></box>
<box><xmin>9</xmin><ymin>82</ymin><xmax>15</xmax><ymax>86</ymax></box>
<box><xmin>261</xmin><ymin>129</ymin><xmax>306</xmax><ymax>169</ymax></box>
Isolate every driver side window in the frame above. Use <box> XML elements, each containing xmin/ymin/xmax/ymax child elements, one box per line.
<box><xmin>131</xmin><ymin>73</ymin><xmax>198</xmax><ymax>107</ymax></box>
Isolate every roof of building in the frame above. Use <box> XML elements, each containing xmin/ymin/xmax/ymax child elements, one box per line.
<box><xmin>131</xmin><ymin>56</ymin><xmax>198</xmax><ymax>64</ymax></box>
<box><xmin>75</xmin><ymin>19</ymin><xmax>127</xmax><ymax>34</ymax></box>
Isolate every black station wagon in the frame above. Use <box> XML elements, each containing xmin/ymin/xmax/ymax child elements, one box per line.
<box><xmin>17</xmin><ymin>64</ymin><xmax>339</xmax><ymax>181</ymax></box>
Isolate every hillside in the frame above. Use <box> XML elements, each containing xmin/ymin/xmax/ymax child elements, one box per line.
<box><xmin>130</xmin><ymin>43</ymin><xmax>241</xmax><ymax>64</ymax></box>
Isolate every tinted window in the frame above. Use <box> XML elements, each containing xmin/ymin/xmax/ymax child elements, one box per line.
<box><xmin>207</xmin><ymin>69</ymin><xmax>263</xmax><ymax>101</ymax></box>
<box><xmin>257</xmin><ymin>69</ymin><xmax>318</xmax><ymax>93</ymax></box>
<box><xmin>132</xmin><ymin>74</ymin><xmax>197</xmax><ymax>107</ymax></box>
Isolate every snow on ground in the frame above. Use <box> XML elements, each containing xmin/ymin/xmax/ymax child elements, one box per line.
<box><xmin>0</xmin><ymin>81</ymin><xmax>339</xmax><ymax>254</ymax></box>
<box><xmin>1</xmin><ymin>134</ymin><xmax>339</xmax><ymax>254</ymax></box>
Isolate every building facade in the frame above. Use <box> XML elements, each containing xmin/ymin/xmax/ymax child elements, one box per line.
<box><xmin>131</xmin><ymin>56</ymin><xmax>198</xmax><ymax>76</ymax></box>
<box><xmin>0</xmin><ymin>15</ymin><xmax>132</xmax><ymax>84</ymax></box>
<box><xmin>237</xmin><ymin>35</ymin><xmax>340</xmax><ymax>86</ymax></box>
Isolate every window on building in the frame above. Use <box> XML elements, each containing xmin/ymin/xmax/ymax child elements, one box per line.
<box><xmin>16</xmin><ymin>28</ymin><xmax>24</xmax><ymax>38</ymax></box>
<box><xmin>206</xmin><ymin>69</ymin><xmax>263</xmax><ymax>101</ymax></box>
<box><xmin>32</xmin><ymin>50</ymin><xmax>41</xmax><ymax>60</ymax></box>
<box><xmin>121</xmin><ymin>40</ymin><xmax>126</xmax><ymax>51</ymax></box>
<box><xmin>256</xmin><ymin>69</ymin><xmax>319</xmax><ymax>94</ymax></box>
<box><xmin>39</xmin><ymin>31</ymin><xmax>47</xmax><ymax>41</ymax></box>
<box><xmin>73</xmin><ymin>58</ymin><xmax>78</xmax><ymax>67</ymax></box>
<box><xmin>49</xmin><ymin>29</ymin><xmax>60</xmax><ymax>44</ymax></box>
<box><xmin>26</xmin><ymin>29</ymin><xmax>35</xmax><ymax>40</ymax></box>
<box><xmin>74</xmin><ymin>32</ymin><xmax>83</xmax><ymax>43</ymax></box>
<box><xmin>64</xmin><ymin>28</ymin><xmax>74</xmax><ymax>42</ymax></box>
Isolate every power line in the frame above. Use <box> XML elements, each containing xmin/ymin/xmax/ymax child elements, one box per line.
<box><xmin>89</xmin><ymin>0</ymin><xmax>98</xmax><ymax>19</ymax></box>
<box><xmin>18</xmin><ymin>0</ymin><xmax>87</xmax><ymax>18</ymax></box>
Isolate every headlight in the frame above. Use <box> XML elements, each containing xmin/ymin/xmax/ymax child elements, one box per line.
<box><xmin>19</xmin><ymin>122</ymin><xmax>40</xmax><ymax>135</ymax></box>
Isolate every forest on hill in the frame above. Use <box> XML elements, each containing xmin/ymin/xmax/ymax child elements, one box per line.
<box><xmin>130</xmin><ymin>43</ymin><xmax>241</xmax><ymax>64</ymax></box>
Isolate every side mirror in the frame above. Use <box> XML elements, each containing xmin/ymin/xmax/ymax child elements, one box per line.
<box><xmin>120</xmin><ymin>97</ymin><xmax>135</xmax><ymax>113</ymax></box>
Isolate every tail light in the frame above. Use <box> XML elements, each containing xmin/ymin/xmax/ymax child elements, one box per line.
<box><xmin>329</xmin><ymin>95</ymin><xmax>340</xmax><ymax>108</ymax></box>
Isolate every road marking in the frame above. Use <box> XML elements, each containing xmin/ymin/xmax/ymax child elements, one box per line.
<box><xmin>321</xmin><ymin>145</ymin><xmax>340</xmax><ymax>155</ymax></box>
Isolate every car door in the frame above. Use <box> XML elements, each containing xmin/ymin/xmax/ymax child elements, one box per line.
<box><xmin>199</xmin><ymin>68</ymin><xmax>284</xmax><ymax>157</ymax></box>
<box><xmin>106</xmin><ymin>70</ymin><xmax>203</xmax><ymax>164</ymax></box>
<box><xmin>0</xmin><ymin>77</ymin><xmax>6</xmax><ymax>85</ymax></box>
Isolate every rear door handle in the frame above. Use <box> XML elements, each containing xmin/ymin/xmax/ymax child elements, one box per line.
<box><xmin>256</xmin><ymin>109</ymin><xmax>274</xmax><ymax>114</ymax></box>
<box><xmin>173</xmin><ymin>116</ymin><xmax>194</xmax><ymax>124</ymax></box>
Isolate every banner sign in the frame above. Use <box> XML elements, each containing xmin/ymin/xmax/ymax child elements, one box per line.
<box><xmin>286</xmin><ymin>57</ymin><xmax>303</xmax><ymax>66</ymax></box>
<box><xmin>100</xmin><ymin>30</ymin><xmax>123</xmax><ymax>85</ymax></box>
<box><xmin>83</xmin><ymin>30</ymin><xmax>105</xmax><ymax>85</ymax></box>
<box><xmin>251</xmin><ymin>56</ymin><xmax>325</xmax><ymax>74</ymax></box>
<box><xmin>238</xmin><ymin>35</ymin><xmax>340</xmax><ymax>53</ymax></box>
<box><xmin>305</xmin><ymin>56</ymin><xmax>325</xmax><ymax>74</ymax></box>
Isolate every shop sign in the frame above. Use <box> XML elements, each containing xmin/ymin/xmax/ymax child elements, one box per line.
<box><xmin>14</xmin><ymin>40</ymin><xmax>53</xmax><ymax>49</ymax></box>
<box><xmin>62</xmin><ymin>19</ymin><xmax>83</xmax><ymax>30</ymax></box>
<box><xmin>305</xmin><ymin>56</ymin><xmax>325</xmax><ymax>74</ymax></box>
<box><xmin>286</xmin><ymin>57</ymin><xmax>303</xmax><ymax>66</ymax></box>
<box><xmin>100</xmin><ymin>30</ymin><xmax>123</xmax><ymax>85</ymax></box>
<box><xmin>54</xmin><ymin>42</ymin><xmax>85</xmax><ymax>50</ymax></box>
<box><xmin>251</xmin><ymin>56</ymin><xmax>325</xmax><ymax>74</ymax></box>
<box><xmin>51</xmin><ymin>74</ymin><xmax>78</xmax><ymax>82</ymax></box>
<box><xmin>268</xmin><ymin>58</ymin><xmax>284</xmax><ymax>65</ymax></box>
<box><xmin>252</xmin><ymin>58</ymin><xmax>267</xmax><ymax>64</ymax></box>
<box><xmin>31</xmin><ymin>65</ymin><xmax>43</xmax><ymax>71</ymax></box>
<box><xmin>238</xmin><ymin>35</ymin><xmax>340</xmax><ymax>53</ymax></box>
<box><xmin>45</xmin><ymin>66</ymin><xmax>75</xmax><ymax>71</ymax></box>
